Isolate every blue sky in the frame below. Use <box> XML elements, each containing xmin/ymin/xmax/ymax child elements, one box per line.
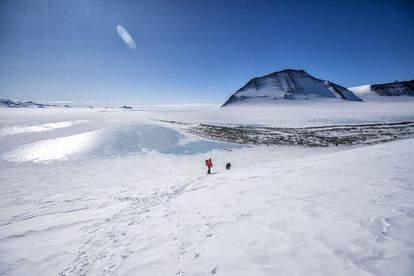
<box><xmin>1</xmin><ymin>0</ymin><xmax>413</xmax><ymax>105</ymax></box>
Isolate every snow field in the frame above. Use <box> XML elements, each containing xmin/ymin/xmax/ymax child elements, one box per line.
<box><xmin>1</xmin><ymin>140</ymin><xmax>413</xmax><ymax>275</ymax></box>
<box><xmin>0</xmin><ymin>106</ymin><xmax>413</xmax><ymax>275</ymax></box>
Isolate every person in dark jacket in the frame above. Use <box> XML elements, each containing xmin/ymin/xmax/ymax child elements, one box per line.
<box><xmin>226</xmin><ymin>162</ymin><xmax>231</xmax><ymax>170</ymax></box>
<box><xmin>206</xmin><ymin>158</ymin><xmax>213</xmax><ymax>174</ymax></box>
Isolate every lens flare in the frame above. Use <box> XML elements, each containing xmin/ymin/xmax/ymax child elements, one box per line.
<box><xmin>116</xmin><ymin>25</ymin><xmax>136</xmax><ymax>49</ymax></box>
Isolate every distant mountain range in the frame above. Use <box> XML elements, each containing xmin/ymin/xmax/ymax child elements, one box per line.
<box><xmin>222</xmin><ymin>69</ymin><xmax>413</xmax><ymax>107</ymax></box>
<box><xmin>0</xmin><ymin>99</ymin><xmax>137</xmax><ymax>109</ymax></box>
<box><xmin>3</xmin><ymin>73</ymin><xmax>413</xmax><ymax>109</ymax></box>
<box><xmin>0</xmin><ymin>99</ymin><xmax>60</xmax><ymax>108</ymax></box>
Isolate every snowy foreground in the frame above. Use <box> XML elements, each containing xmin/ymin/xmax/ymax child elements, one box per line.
<box><xmin>0</xmin><ymin>103</ymin><xmax>414</xmax><ymax>276</ymax></box>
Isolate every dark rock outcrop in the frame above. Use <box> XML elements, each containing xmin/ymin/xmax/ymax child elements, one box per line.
<box><xmin>371</xmin><ymin>80</ymin><xmax>414</xmax><ymax>96</ymax></box>
<box><xmin>120</xmin><ymin>105</ymin><xmax>133</xmax><ymax>109</ymax></box>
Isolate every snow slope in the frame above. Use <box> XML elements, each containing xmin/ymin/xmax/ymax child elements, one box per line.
<box><xmin>349</xmin><ymin>85</ymin><xmax>373</xmax><ymax>100</ymax></box>
<box><xmin>0</xmin><ymin>108</ymin><xmax>413</xmax><ymax>276</ymax></box>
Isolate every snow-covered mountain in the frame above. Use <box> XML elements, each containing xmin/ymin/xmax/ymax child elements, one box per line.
<box><xmin>222</xmin><ymin>69</ymin><xmax>362</xmax><ymax>107</ymax></box>
<box><xmin>0</xmin><ymin>99</ymin><xmax>57</xmax><ymax>108</ymax></box>
<box><xmin>349</xmin><ymin>80</ymin><xmax>414</xmax><ymax>100</ymax></box>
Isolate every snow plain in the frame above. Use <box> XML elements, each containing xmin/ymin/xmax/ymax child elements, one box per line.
<box><xmin>0</xmin><ymin>102</ymin><xmax>414</xmax><ymax>276</ymax></box>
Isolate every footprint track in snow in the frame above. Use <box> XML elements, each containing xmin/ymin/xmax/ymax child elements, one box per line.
<box><xmin>60</xmin><ymin>175</ymin><xmax>210</xmax><ymax>275</ymax></box>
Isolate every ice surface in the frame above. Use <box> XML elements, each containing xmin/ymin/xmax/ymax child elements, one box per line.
<box><xmin>1</xmin><ymin>122</ymin><xmax>244</xmax><ymax>162</ymax></box>
<box><xmin>3</xmin><ymin>130</ymin><xmax>101</xmax><ymax>162</ymax></box>
<box><xmin>90</xmin><ymin>124</ymin><xmax>242</xmax><ymax>158</ymax></box>
<box><xmin>0</xmin><ymin>120</ymin><xmax>87</xmax><ymax>137</ymax></box>
<box><xmin>160</xmin><ymin>140</ymin><xmax>244</xmax><ymax>155</ymax></box>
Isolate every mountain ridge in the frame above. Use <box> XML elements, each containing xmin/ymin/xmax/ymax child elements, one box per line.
<box><xmin>0</xmin><ymin>99</ymin><xmax>57</xmax><ymax>108</ymax></box>
<box><xmin>349</xmin><ymin>79</ymin><xmax>414</xmax><ymax>100</ymax></box>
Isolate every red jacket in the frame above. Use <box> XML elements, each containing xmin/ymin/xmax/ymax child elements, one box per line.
<box><xmin>206</xmin><ymin>159</ymin><xmax>213</xmax><ymax>168</ymax></box>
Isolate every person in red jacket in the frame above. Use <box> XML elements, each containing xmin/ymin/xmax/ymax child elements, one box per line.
<box><xmin>205</xmin><ymin>158</ymin><xmax>213</xmax><ymax>174</ymax></box>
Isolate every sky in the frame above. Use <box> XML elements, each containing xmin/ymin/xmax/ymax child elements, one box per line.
<box><xmin>0</xmin><ymin>0</ymin><xmax>413</xmax><ymax>106</ymax></box>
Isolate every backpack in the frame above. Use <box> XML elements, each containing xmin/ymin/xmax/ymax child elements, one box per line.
<box><xmin>205</xmin><ymin>160</ymin><xmax>208</xmax><ymax>166</ymax></box>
